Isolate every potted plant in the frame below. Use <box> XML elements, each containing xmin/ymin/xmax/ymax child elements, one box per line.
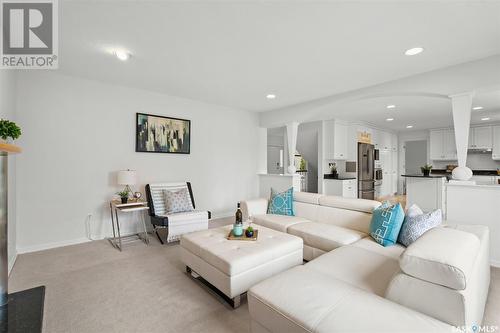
<box><xmin>0</xmin><ymin>119</ymin><xmax>21</xmax><ymax>142</ymax></box>
<box><xmin>421</xmin><ymin>164</ymin><xmax>433</xmax><ymax>177</ymax></box>
<box><xmin>329</xmin><ymin>162</ymin><xmax>338</xmax><ymax>179</ymax></box>
<box><xmin>117</xmin><ymin>190</ymin><xmax>130</xmax><ymax>204</ymax></box>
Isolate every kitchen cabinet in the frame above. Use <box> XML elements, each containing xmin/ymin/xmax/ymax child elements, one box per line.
<box><xmin>378</xmin><ymin>131</ymin><xmax>392</xmax><ymax>151</ymax></box>
<box><xmin>391</xmin><ymin>133</ymin><xmax>398</xmax><ymax>152</ymax></box>
<box><xmin>333</xmin><ymin>121</ymin><xmax>348</xmax><ymax>159</ymax></box>
<box><xmin>492</xmin><ymin>126</ymin><xmax>500</xmax><ymax>160</ymax></box>
<box><xmin>468</xmin><ymin>126</ymin><xmax>492</xmax><ymax>150</ymax></box>
<box><xmin>430</xmin><ymin>129</ymin><xmax>457</xmax><ymax>160</ymax></box>
<box><xmin>391</xmin><ymin>150</ymin><xmax>398</xmax><ymax>194</ymax></box>
<box><xmin>324</xmin><ymin>179</ymin><xmax>357</xmax><ymax>198</ymax></box>
<box><xmin>324</xmin><ymin>120</ymin><xmax>348</xmax><ymax>160</ymax></box>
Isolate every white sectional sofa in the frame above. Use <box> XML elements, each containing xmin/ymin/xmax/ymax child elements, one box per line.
<box><xmin>241</xmin><ymin>192</ymin><xmax>490</xmax><ymax>333</ymax></box>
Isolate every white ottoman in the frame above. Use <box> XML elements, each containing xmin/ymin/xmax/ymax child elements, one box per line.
<box><xmin>180</xmin><ymin>225</ymin><xmax>303</xmax><ymax>308</ymax></box>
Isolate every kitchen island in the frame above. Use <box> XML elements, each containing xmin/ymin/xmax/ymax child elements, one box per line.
<box><xmin>402</xmin><ymin>174</ymin><xmax>447</xmax><ymax>214</ymax></box>
<box><xmin>446</xmin><ymin>182</ymin><xmax>500</xmax><ymax>266</ymax></box>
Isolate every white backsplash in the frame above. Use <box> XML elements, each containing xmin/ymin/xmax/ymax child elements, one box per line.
<box><xmin>432</xmin><ymin>153</ymin><xmax>500</xmax><ymax>170</ymax></box>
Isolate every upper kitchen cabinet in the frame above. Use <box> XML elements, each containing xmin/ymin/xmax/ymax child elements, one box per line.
<box><xmin>493</xmin><ymin>126</ymin><xmax>500</xmax><ymax>160</ymax></box>
<box><xmin>430</xmin><ymin>129</ymin><xmax>457</xmax><ymax>160</ymax></box>
<box><xmin>378</xmin><ymin>131</ymin><xmax>392</xmax><ymax>151</ymax></box>
<box><xmin>468</xmin><ymin>126</ymin><xmax>492</xmax><ymax>150</ymax></box>
<box><xmin>391</xmin><ymin>133</ymin><xmax>398</xmax><ymax>152</ymax></box>
<box><xmin>324</xmin><ymin>120</ymin><xmax>348</xmax><ymax>160</ymax></box>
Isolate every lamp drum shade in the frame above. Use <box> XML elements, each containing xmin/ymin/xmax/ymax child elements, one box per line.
<box><xmin>117</xmin><ymin>170</ymin><xmax>137</xmax><ymax>185</ymax></box>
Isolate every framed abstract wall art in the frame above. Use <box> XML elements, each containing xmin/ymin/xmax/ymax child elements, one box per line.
<box><xmin>136</xmin><ymin>113</ymin><xmax>191</xmax><ymax>154</ymax></box>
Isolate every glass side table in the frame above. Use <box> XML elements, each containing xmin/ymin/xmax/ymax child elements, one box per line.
<box><xmin>108</xmin><ymin>200</ymin><xmax>150</xmax><ymax>251</ymax></box>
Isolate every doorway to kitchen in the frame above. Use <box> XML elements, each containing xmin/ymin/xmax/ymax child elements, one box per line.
<box><xmin>404</xmin><ymin>140</ymin><xmax>428</xmax><ymax>193</ymax></box>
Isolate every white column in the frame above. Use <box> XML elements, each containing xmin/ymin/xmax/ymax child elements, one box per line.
<box><xmin>286</xmin><ymin>122</ymin><xmax>299</xmax><ymax>174</ymax></box>
<box><xmin>450</xmin><ymin>92</ymin><xmax>474</xmax><ymax>180</ymax></box>
<box><xmin>256</xmin><ymin>127</ymin><xmax>267</xmax><ymax>174</ymax></box>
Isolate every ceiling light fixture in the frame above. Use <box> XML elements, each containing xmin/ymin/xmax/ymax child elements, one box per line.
<box><xmin>406</xmin><ymin>125</ymin><xmax>413</xmax><ymax>129</ymax></box>
<box><xmin>386</xmin><ymin>105</ymin><xmax>396</xmax><ymax>109</ymax></box>
<box><xmin>481</xmin><ymin>117</ymin><xmax>490</xmax><ymax>121</ymax></box>
<box><xmin>266</xmin><ymin>94</ymin><xmax>276</xmax><ymax>100</ymax></box>
<box><xmin>114</xmin><ymin>50</ymin><xmax>131</xmax><ymax>61</ymax></box>
<box><xmin>473</xmin><ymin>106</ymin><xmax>484</xmax><ymax>110</ymax></box>
<box><xmin>386</xmin><ymin>118</ymin><xmax>394</xmax><ymax>122</ymax></box>
<box><xmin>405</xmin><ymin>47</ymin><xmax>424</xmax><ymax>56</ymax></box>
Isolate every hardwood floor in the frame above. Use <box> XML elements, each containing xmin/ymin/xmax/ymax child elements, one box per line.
<box><xmin>377</xmin><ymin>194</ymin><xmax>407</xmax><ymax>208</ymax></box>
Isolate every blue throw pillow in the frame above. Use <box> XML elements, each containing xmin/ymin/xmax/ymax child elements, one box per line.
<box><xmin>369</xmin><ymin>202</ymin><xmax>405</xmax><ymax>247</ymax></box>
<box><xmin>398</xmin><ymin>209</ymin><xmax>442</xmax><ymax>247</ymax></box>
<box><xmin>267</xmin><ymin>187</ymin><xmax>294</xmax><ymax>216</ymax></box>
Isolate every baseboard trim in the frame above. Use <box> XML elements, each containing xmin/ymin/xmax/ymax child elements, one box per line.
<box><xmin>8</xmin><ymin>251</ymin><xmax>17</xmax><ymax>275</ymax></box>
<box><xmin>17</xmin><ymin>237</ymin><xmax>91</xmax><ymax>254</ymax></box>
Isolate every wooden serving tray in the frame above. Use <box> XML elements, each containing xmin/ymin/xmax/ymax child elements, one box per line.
<box><xmin>227</xmin><ymin>229</ymin><xmax>258</xmax><ymax>241</ymax></box>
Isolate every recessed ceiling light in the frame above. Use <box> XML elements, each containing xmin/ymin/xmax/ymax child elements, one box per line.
<box><xmin>473</xmin><ymin>106</ymin><xmax>484</xmax><ymax>110</ymax></box>
<box><xmin>386</xmin><ymin>118</ymin><xmax>394</xmax><ymax>122</ymax></box>
<box><xmin>386</xmin><ymin>105</ymin><xmax>396</xmax><ymax>109</ymax></box>
<box><xmin>114</xmin><ymin>50</ymin><xmax>131</xmax><ymax>61</ymax></box>
<box><xmin>405</xmin><ymin>47</ymin><xmax>424</xmax><ymax>56</ymax></box>
<box><xmin>406</xmin><ymin>125</ymin><xmax>413</xmax><ymax>129</ymax></box>
<box><xmin>481</xmin><ymin>117</ymin><xmax>490</xmax><ymax>121</ymax></box>
<box><xmin>266</xmin><ymin>94</ymin><xmax>276</xmax><ymax>100</ymax></box>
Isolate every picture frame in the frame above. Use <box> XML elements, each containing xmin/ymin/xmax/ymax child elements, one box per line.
<box><xmin>135</xmin><ymin>113</ymin><xmax>191</xmax><ymax>154</ymax></box>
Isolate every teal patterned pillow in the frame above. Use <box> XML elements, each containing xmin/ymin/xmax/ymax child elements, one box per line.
<box><xmin>267</xmin><ymin>187</ymin><xmax>294</xmax><ymax>216</ymax></box>
<box><xmin>369</xmin><ymin>202</ymin><xmax>405</xmax><ymax>247</ymax></box>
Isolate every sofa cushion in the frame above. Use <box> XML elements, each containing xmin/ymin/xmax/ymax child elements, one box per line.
<box><xmin>253</xmin><ymin>214</ymin><xmax>311</xmax><ymax>233</ymax></box>
<box><xmin>400</xmin><ymin>227</ymin><xmax>480</xmax><ymax>290</ymax></box>
<box><xmin>398</xmin><ymin>209</ymin><xmax>442</xmax><ymax>247</ymax></box>
<box><xmin>306</xmin><ymin>245</ymin><xmax>400</xmax><ymax>296</ymax></box>
<box><xmin>287</xmin><ymin>222</ymin><xmax>366</xmax><ymax>252</ymax></box>
<box><xmin>369</xmin><ymin>202</ymin><xmax>405</xmax><ymax>247</ymax></box>
<box><xmin>248</xmin><ymin>265</ymin><xmax>451</xmax><ymax>333</ymax></box>
<box><xmin>268</xmin><ymin>187</ymin><xmax>294</xmax><ymax>216</ymax></box>
<box><xmin>180</xmin><ymin>225</ymin><xmax>303</xmax><ymax>276</ymax></box>
<box><xmin>317</xmin><ymin>206</ymin><xmax>373</xmax><ymax>234</ymax></box>
<box><xmin>294</xmin><ymin>191</ymin><xmax>323</xmax><ymax>205</ymax></box>
<box><xmin>294</xmin><ymin>201</ymin><xmax>319</xmax><ymax>222</ymax></box>
<box><xmin>351</xmin><ymin>237</ymin><xmax>405</xmax><ymax>260</ymax></box>
<box><xmin>319</xmin><ymin>195</ymin><xmax>381</xmax><ymax>213</ymax></box>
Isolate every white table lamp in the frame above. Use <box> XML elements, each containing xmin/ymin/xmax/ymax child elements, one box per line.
<box><xmin>117</xmin><ymin>169</ymin><xmax>137</xmax><ymax>193</ymax></box>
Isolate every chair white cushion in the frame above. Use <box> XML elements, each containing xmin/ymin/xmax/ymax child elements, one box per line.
<box><xmin>180</xmin><ymin>225</ymin><xmax>303</xmax><ymax>276</ymax></box>
<box><xmin>318</xmin><ymin>195</ymin><xmax>381</xmax><ymax>213</ymax></box>
<box><xmin>253</xmin><ymin>214</ymin><xmax>311</xmax><ymax>233</ymax></box>
<box><xmin>287</xmin><ymin>222</ymin><xmax>366</xmax><ymax>252</ymax></box>
<box><xmin>400</xmin><ymin>227</ymin><xmax>480</xmax><ymax>290</ymax></box>
<box><xmin>306</xmin><ymin>245</ymin><xmax>400</xmax><ymax>296</ymax></box>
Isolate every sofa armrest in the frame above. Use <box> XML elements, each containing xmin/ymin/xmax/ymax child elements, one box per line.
<box><xmin>241</xmin><ymin>198</ymin><xmax>268</xmax><ymax>221</ymax></box>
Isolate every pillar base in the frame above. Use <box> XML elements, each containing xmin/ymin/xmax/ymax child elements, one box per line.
<box><xmin>452</xmin><ymin>166</ymin><xmax>473</xmax><ymax>181</ymax></box>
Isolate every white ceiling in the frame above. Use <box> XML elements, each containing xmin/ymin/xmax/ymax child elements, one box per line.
<box><xmin>58</xmin><ymin>1</ymin><xmax>500</xmax><ymax>112</ymax></box>
<box><xmin>328</xmin><ymin>91</ymin><xmax>500</xmax><ymax>132</ymax></box>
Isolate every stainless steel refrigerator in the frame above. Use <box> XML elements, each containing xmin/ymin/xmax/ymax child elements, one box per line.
<box><xmin>358</xmin><ymin>143</ymin><xmax>375</xmax><ymax>200</ymax></box>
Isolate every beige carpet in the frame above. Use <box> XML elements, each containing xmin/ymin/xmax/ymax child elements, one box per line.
<box><xmin>9</xmin><ymin>221</ymin><xmax>500</xmax><ymax>332</ymax></box>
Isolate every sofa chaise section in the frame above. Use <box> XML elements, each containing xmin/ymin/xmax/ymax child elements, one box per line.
<box><xmin>248</xmin><ymin>265</ymin><xmax>451</xmax><ymax>333</ymax></box>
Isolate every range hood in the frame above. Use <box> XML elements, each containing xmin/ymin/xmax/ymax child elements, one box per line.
<box><xmin>467</xmin><ymin>148</ymin><xmax>492</xmax><ymax>154</ymax></box>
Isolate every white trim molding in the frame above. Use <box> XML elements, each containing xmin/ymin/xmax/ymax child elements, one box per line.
<box><xmin>17</xmin><ymin>237</ymin><xmax>91</xmax><ymax>254</ymax></box>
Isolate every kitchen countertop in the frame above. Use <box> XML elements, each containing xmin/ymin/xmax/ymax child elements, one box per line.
<box><xmin>401</xmin><ymin>174</ymin><xmax>447</xmax><ymax>178</ymax></box>
<box><xmin>431</xmin><ymin>169</ymin><xmax>499</xmax><ymax>176</ymax></box>
<box><xmin>323</xmin><ymin>174</ymin><xmax>356</xmax><ymax>180</ymax></box>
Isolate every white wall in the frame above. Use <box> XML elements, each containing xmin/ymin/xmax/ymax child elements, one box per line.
<box><xmin>0</xmin><ymin>71</ymin><xmax>18</xmax><ymax>272</ymax></box>
<box><xmin>297</xmin><ymin>121</ymin><xmax>322</xmax><ymax>193</ymax></box>
<box><xmin>15</xmin><ymin>72</ymin><xmax>261</xmax><ymax>252</ymax></box>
